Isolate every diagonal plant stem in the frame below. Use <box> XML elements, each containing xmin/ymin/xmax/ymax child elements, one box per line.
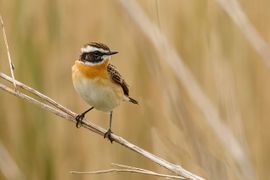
<box><xmin>0</xmin><ymin>76</ymin><xmax>106</xmax><ymax>135</ymax></box>
<box><xmin>0</xmin><ymin>73</ymin><xmax>204</xmax><ymax>180</ymax></box>
<box><xmin>0</xmin><ymin>15</ymin><xmax>16</xmax><ymax>89</ymax></box>
<box><xmin>0</xmin><ymin>72</ymin><xmax>74</xmax><ymax>117</ymax></box>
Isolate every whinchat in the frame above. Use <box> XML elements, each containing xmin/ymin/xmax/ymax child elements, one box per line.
<box><xmin>72</xmin><ymin>42</ymin><xmax>138</xmax><ymax>142</ymax></box>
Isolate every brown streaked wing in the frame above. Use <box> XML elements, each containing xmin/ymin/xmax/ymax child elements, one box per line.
<box><xmin>107</xmin><ymin>63</ymin><xmax>129</xmax><ymax>96</ymax></box>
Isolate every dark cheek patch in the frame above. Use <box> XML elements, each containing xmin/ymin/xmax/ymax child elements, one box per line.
<box><xmin>86</xmin><ymin>54</ymin><xmax>94</xmax><ymax>61</ymax></box>
<box><xmin>80</xmin><ymin>52</ymin><xmax>103</xmax><ymax>63</ymax></box>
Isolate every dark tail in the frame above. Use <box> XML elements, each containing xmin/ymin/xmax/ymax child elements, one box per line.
<box><xmin>129</xmin><ymin>97</ymin><xmax>139</xmax><ymax>104</ymax></box>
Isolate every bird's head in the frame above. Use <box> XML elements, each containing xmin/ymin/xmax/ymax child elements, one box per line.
<box><xmin>79</xmin><ymin>42</ymin><xmax>118</xmax><ymax>65</ymax></box>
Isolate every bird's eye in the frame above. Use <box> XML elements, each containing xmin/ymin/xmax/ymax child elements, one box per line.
<box><xmin>93</xmin><ymin>51</ymin><xmax>99</xmax><ymax>56</ymax></box>
<box><xmin>92</xmin><ymin>51</ymin><xmax>102</xmax><ymax>61</ymax></box>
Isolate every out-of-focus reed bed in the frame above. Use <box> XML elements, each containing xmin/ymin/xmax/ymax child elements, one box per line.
<box><xmin>0</xmin><ymin>0</ymin><xmax>270</xmax><ymax>179</ymax></box>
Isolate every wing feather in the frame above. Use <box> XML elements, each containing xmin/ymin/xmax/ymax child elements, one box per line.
<box><xmin>107</xmin><ymin>63</ymin><xmax>129</xmax><ymax>96</ymax></box>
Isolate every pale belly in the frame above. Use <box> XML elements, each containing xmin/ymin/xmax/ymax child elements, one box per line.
<box><xmin>72</xmin><ymin>76</ymin><xmax>123</xmax><ymax>112</ymax></box>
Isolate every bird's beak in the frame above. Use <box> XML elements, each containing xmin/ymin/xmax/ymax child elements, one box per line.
<box><xmin>107</xmin><ymin>51</ymin><xmax>118</xmax><ymax>56</ymax></box>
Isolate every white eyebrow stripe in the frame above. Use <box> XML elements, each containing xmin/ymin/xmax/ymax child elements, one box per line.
<box><xmin>81</xmin><ymin>45</ymin><xmax>109</xmax><ymax>53</ymax></box>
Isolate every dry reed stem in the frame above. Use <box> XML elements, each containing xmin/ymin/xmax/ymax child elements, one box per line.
<box><xmin>70</xmin><ymin>163</ymin><xmax>184</xmax><ymax>179</ymax></box>
<box><xmin>0</xmin><ymin>72</ymin><xmax>74</xmax><ymax>117</ymax></box>
<box><xmin>118</xmin><ymin>0</ymin><xmax>255</xmax><ymax>179</ymax></box>
<box><xmin>0</xmin><ymin>73</ymin><xmax>204</xmax><ymax>180</ymax></box>
<box><xmin>0</xmin><ymin>15</ymin><xmax>16</xmax><ymax>89</ymax></box>
<box><xmin>0</xmin><ymin>74</ymin><xmax>107</xmax><ymax>135</ymax></box>
<box><xmin>0</xmin><ymin>142</ymin><xmax>24</xmax><ymax>180</ymax></box>
<box><xmin>216</xmin><ymin>0</ymin><xmax>270</xmax><ymax>67</ymax></box>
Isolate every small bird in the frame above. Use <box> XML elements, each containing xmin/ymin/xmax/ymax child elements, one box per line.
<box><xmin>72</xmin><ymin>42</ymin><xmax>138</xmax><ymax>142</ymax></box>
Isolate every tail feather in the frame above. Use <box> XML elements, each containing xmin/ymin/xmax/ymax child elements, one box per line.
<box><xmin>129</xmin><ymin>97</ymin><xmax>139</xmax><ymax>104</ymax></box>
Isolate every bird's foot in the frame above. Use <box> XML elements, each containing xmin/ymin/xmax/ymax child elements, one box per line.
<box><xmin>104</xmin><ymin>128</ymin><xmax>114</xmax><ymax>143</ymax></box>
<box><xmin>75</xmin><ymin>113</ymin><xmax>85</xmax><ymax>128</ymax></box>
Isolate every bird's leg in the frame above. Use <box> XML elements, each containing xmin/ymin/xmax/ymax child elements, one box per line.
<box><xmin>104</xmin><ymin>111</ymin><xmax>114</xmax><ymax>143</ymax></box>
<box><xmin>75</xmin><ymin>107</ymin><xmax>94</xmax><ymax>128</ymax></box>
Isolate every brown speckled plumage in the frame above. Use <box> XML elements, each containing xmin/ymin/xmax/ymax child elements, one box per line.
<box><xmin>107</xmin><ymin>63</ymin><xmax>129</xmax><ymax>96</ymax></box>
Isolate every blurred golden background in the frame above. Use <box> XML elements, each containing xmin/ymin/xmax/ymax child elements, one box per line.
<box><xmin>1</xmin><ymin>0</ymin><xmax>270</xmax><ymax>179</ymax></box>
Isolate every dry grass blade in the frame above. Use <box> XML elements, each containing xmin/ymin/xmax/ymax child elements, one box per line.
<box><xmin>216</xmin><ymin>0</ymin><xmax>270</xmax><ymax>67</ymax></box>
<box><xmin>117</xmin><ymin>0</ymin><xmax>255</xmax><ymax>179</ymax></box>
<box><xmin>70</xmin><ymin>169</ymin><xmax>182</xmax><ymax>179</ymax></box>
<box><xmin>112</xmin><ymin>163</ymin><xmax>149</xmax><ymax>172</ymax></box>
<box><xmin>111</xmin><ymin>163</ymin><xmax>185</xmax><ymax>179</ymax></box>
<box><xmin>154</xmin><ymin>0</ymin><xmax>161</xmax><ymax>28</ymax></box>
<box><xmin>0</xmin><ymin>73</ymin><xmax>204</xmax><ymax>180</ymax></box>
<box><xmin>0</xmin><ymin>142</ymin><xmax>24</xmax><ymax>180</ymax></box>
<box><xmin>0</xmin><ymin>15</ymin><xmax>16</xmax><ymax>89</ymax></box>
<box><xmin>70</xmin><ymin>163</ymin><xmax>185</xmax><ymax>179</ymax></box>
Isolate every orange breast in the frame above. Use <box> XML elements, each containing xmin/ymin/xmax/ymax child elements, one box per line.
<box><xmin>73</xmin><ymin>60</ymin><xmax>109</xmax><ymax>79</ymax></box>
